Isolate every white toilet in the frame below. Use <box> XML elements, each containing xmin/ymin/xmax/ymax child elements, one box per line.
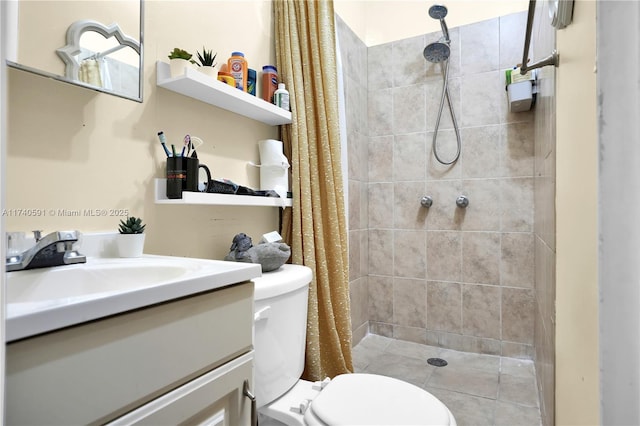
<box><xmin>252</xmin><ymin>264</ymin><xmax>457</xmax><ymax>426</ymax></box>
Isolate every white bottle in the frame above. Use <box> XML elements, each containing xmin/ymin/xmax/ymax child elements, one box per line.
<box><xmin>273</xmin><ymin>83</ymin><xmax>290</xmax><ymax>111</ymax></box>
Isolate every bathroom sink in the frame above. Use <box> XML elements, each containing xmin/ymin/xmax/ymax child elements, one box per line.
<box><xmin>6</xmin><ymin>255</ymin><xmax>262</xmax><ymax>342</ymax></box>
<box><xmin>7</xmin><ymin>261</ymin><xmax>189</xmax><ymax>303</ymax></box>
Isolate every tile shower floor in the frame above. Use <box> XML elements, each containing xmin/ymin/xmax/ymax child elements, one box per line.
<box><xmin>352</xmin><ymin>334</ymin><xmax>542</xmax><ymax>426</ymax></box>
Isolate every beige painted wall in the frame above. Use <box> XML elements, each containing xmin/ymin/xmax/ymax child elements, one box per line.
<box><xmin>555</xmin><ymin>0</ymin><xmax>599</xmax><ymax>423</ymax></box>
<box><xmin>7</xmin><ymin>1</ymin><xmax>281</xmax><ymax>260</ymax></box>
<box><xmin>335</xmin><ymin>0</ymin><xmax>528</xmax><ymax>46</ymax></box>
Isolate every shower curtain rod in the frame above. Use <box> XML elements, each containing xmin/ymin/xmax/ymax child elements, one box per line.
<box><xmin>519</xmin><ymin>0</ymin><xmax>558</xmax><ymax>74</ymax></box>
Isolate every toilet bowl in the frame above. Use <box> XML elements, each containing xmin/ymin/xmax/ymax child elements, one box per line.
<box><xmin>252</xmin><ymin>264</ymin><xmax>456</xmax><ymax>426</ymax></box>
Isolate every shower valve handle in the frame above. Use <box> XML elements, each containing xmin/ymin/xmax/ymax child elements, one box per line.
<box><xmin>456</xmin><ymin>195</ymin><xmax>469</xmax><ymax>208</ymax></box>
<box><xmin>420</xmin><ymin>196</ymin><xmax>433</xmax><ymax>208</ymax></box>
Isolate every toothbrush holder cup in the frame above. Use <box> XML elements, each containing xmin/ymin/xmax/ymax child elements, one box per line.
<box><xmin>166</xmin><ymin>157</ymin><xmax>212</xmax><ymax>199</ymax></box>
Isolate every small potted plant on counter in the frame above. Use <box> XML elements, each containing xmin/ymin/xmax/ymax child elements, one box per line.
<box><xmin>116</xmin><ymin>216</ymin><xmax>146</xmax><ymax>258</ymax></box>
<box><xmin>168</xmin><ymin>47</ymin><xmax>196</xmax><ymax>78</ymax></box>
<box><xmin>196</xmin><ymin>47</ymin><xmax>218</xmax><ymax>79</ymax></box>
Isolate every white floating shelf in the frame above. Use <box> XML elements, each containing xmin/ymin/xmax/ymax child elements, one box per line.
<box><xmin>154</xmin><ymin>179</ymin><xmax>292</xmax><ymax>207</ymax></box>
<box><xmin>156</xmin><ymin>61</ymin><xmax>292</xmax><ymax>126</ymax></box>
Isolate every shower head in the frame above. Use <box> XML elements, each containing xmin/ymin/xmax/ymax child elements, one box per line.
<box><xmin>428</xmin><ymin>4</ymin><xmax>451</xmax><ymax>43</ymax></box>
<box><xmin>423</xmin><ymin>42</ymin><xmax>450</xmax><ymax>63</ymax></box>
<box><xmin>428</xmin><ymin>4</ymin><xmax>448</xmax><ymax>19</ymax></box>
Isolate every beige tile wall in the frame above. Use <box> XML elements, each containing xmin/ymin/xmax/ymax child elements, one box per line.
<box><xmin>364</xmin><ymin>11</ymin><xmax>535</xmax><ymax>358</ymax></box>
<box><xmin>340</xmin><ymin>11</ymin><xmax>543</xmax><ymax>369</ymax></box>
<box><xmin>337</xmin><ymin>16</ymin><xmax>369</xmax><ymax>346</ymax></box>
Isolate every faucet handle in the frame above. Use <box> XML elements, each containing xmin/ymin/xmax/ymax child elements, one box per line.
<box><xmin>32</xmin><ymin>230</ymin><xmax>43</xmax><ymax>242</ymax></box>
<box><xmin>6</xmin><ymin>232</ymin><xmax>25</xmax><ymax>256</ymax></box>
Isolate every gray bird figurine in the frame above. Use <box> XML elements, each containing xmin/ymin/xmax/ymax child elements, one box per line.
<box><xmin>224</xmin><ymin>232</ymin><xmax>291</xmax><ymax>271</ymax></box>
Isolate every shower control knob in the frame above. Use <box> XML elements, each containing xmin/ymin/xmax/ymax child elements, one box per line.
<box><xmin>456</xmin><ymin>195</ymin><xmax>469</xmax><ymax>208</ymax></box>
<box><xmin>420</xmin><ymin>196</ymin><xmax>433</xmax><ymax>208</ymax></box>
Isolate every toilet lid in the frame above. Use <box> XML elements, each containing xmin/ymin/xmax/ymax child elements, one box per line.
<box><xmin>306</xmin><ymin>373</ymin><xmax>453</xmax><ymax>425</ymax></box>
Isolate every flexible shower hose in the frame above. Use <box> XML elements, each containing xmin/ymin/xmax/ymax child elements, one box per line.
<box><xmin>432</xmin><ymin>58</ymin><xmax>462</xmax><ymax>165</ymax></box>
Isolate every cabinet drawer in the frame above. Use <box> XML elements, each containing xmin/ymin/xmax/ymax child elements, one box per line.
<box><xmin>6</xmin><ymin>282</ymin><xmax>253</xmax><ymax>425</ymax></box>
<box><xmin>108</xmin><ymin>351</ymin><xmax>253</xmax><ymax>425</ymax></box>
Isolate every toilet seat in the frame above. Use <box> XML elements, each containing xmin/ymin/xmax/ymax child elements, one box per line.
<box><xmin>303</xmin><ymin>374</ymin><xmax>455</xmax><ymax>425</ymax></box>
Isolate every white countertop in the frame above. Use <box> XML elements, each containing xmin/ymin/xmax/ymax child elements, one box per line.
<box><xmin>6</xmin><ymin>255</ymin><xmax>261</xmax><ymax>342</ymax></box>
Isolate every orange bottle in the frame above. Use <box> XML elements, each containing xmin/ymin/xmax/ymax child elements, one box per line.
<box><xmin>227</xmin><ymin>52</ymin><xmax>248</xmax><ymax>91</ymax></box>
<box><xmin>262</xmin><ymin>65</ymin><xmax>278</xmax><ymax>103</ymax></box>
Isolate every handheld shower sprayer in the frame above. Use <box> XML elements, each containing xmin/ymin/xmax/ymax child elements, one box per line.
<box><xmin>428</xmin><ymin>4</ymin><xmax>451</xmax><ymax>43</ymax></box>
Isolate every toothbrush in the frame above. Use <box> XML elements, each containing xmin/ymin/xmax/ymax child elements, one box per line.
<box><xmin>157</xmin><ymin>131</ymin><xmax>171</xmax><ymax>157</ymax></box>
<box><xmin>181</xmin><ymin>134</ymin><xmax>190</xmax><ymax>157</ymax></box>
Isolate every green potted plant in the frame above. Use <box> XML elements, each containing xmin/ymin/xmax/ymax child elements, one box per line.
<box><xmin>116</xmin><ymin>216</ymin><xmax>146</xmax><ymax>258</ymax></box>
<box><xmin>168</xmin><ymin>47</ymin><xmax>196</xmax><ymax>78</ymax></box>
<box><xmin>196</xmin><ymin>47</ymin><xmax>218</xmax><ymax>78</ymax></box>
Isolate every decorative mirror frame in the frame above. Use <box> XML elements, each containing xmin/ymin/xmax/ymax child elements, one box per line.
<box><xmin>56</xmin><ymin>20</ymin><xmax>140</xmax><ymax>81</ymax></box>
<box><xmin>6</xmin><ymin>0</ymin><xmax>144</xmax><ymax>103</ymax></box>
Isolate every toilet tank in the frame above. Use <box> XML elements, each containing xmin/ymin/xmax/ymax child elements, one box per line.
<box><xmin>252</xmin><ymin>264</ymin><xmax>312</xmax><ymax>408</ymax></box>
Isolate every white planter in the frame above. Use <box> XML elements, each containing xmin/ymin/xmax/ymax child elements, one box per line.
<box><xmin>169</xmin><ymin>58</ymin><xmax>195</xmax><ymax>78</ymax></box>
<box><xmin>116</xmin><ymin>233</ymin><xmax>146</xmax><ymax>258</ymax></box>
<box><xmin>198</xmin><ymin>66</ymin><xmax>218</xmax><ymax>79</ymax></box>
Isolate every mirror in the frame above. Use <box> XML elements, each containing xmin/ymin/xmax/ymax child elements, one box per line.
<box><xmin>6</xmin><ymin>0</ymin><xmax>143</xmax><ymax>102</ymax></box>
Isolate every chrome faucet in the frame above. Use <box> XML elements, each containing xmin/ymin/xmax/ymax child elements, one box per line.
<box><xmin>6</xmin><ymin>230</ymin><xmax>87</xmax><ymax>272</ymax></box>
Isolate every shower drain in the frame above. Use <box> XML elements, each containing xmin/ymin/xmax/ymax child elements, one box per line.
<box><xmin>427</xmin><ymin>358</ymin><xmax>448</xmax><ymax>367</ymax></box>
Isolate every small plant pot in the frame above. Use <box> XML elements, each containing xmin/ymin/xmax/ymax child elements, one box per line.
<box><xmin>198</xmin><ymin>66</ymin><xmax>218</xmax><ymax>79</ymax></box>
<box><xmin>169</xmin><ymin>58</ymin><xmax>195</xmax><ymax>78</ymax></box>
<box><xmin>116</xmin><ymin>233</ymin><xmax>146</xmax><ymax>258</ymax></box>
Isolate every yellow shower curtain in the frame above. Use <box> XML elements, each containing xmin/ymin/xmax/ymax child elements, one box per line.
<box><xmin>274</xmin><ymin>0</ymin><xmax>353</xmax><ymax>380</ymax></box>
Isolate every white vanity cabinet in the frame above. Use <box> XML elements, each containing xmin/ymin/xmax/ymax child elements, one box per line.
<box><xmin>6</xmin><ymin>281</ymin><xmax>255</xmax><ymax>425</ymax></box>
